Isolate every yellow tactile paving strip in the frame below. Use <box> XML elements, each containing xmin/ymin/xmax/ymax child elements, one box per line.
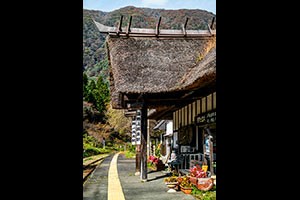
<box><xmin>108</xmin><ymin>152</ymin><xmax>125</xmax><ymax>200</ymax></box>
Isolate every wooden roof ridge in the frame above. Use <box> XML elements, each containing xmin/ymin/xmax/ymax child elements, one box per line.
<box><xmin>93</xmin><ymin>16</ymin><xmax>216</xmax><ymax>38</ymax></box>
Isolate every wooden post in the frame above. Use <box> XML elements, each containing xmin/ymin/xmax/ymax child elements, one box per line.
<box><xmin>209</xmin><ymin>136</ymin><xmax>215</xmax><ymax>176</ymax></box>
<box><xmin>135</xmin><ymin>144</ymin><xmax>141</xmax><ymax>175</ymax></box>
<box><xmin>140</xmin><ymin>105</ymin><xmax>148</xmax><ymax>181</ymax></box>
<box><xmin>147</xmin><ymin>118</ymin><xmax>150</xmax><ymax>159</ymax></box>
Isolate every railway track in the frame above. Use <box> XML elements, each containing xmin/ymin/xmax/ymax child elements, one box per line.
<box><xmin>83</xmin><ymin>155</ymin><xmax>109</xmax><ymax>185</ymax></box>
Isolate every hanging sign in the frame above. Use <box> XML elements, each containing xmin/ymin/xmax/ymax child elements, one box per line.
<box><xmin>131</xmin><ymin>116</ymin><xmax>136</xmax><ymax>145</ymax></box>
<box><xmin>136</xmin><ymin>109</ymin><xmax>141</xmax><ymax>145</ymax></box>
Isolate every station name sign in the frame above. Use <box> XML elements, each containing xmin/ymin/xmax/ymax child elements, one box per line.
<box><xmin>131</xmin><ymin>109</ymin><xmax>141</xmax><ymax>145</ymax></box>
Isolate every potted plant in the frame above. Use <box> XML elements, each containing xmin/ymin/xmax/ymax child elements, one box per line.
<box><xmin>189</xmin><ymin>165</ymin><xmax>207</xmax><ymax>185</ymax></box>
<box><xmin>149</xmin><ymin>155</ymin><xmax>164</xmax><ymax>171</ymax></box>
<box><xmin>190</xmin><ymin>165</ymin><xmax>214</xmax><ymax>191</ymax></box>
<box><xmin>164</xmin><ymin>176</ymin><xmax>178</xmax><ymax>185</ymax></box>
<box><xmin>164</xmin><ymin>176</ymin><xmax>178</xmax><ymax>192</ymax></box>
<box><xmin>197</xmin><ymin>177</ymin><xmax>214</xmax><ymax>191</ymax></box>
<box><xmin>179</xmin><ymin>176</ymin><xmax>193</xmax><ymax>194</ymax></box>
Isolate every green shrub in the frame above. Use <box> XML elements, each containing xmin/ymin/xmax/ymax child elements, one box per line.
<box><xmin>191</xmin><ymin>185</ymin><xmax>216</xmax><ymax>200</ymax></box>
<box><xmin>125</xmin><ymin>151</ymin><xmax>136</xmax><ymax>159</ymax></box>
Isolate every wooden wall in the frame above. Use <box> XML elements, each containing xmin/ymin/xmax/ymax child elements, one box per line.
<box><xmin>173</xmin><ymin>92</ymin><xmax>216</xmax><ymax>131</ymax></box>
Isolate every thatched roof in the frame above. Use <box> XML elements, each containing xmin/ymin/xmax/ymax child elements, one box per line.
<box><xmin>106</xmin><ymin>35</ymin><xmax>216</xmax><ymax>109</ymax></box>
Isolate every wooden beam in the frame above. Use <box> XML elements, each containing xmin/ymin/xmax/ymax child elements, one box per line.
<box><xmin>127</xmin><ymin>102</ymin><xmax>143</xmax><ymax>109</ymax></box>
<box><xmin>124</xmin><ymin>110</ymin><xmax>136</xmax><ymax>117</ymax></box>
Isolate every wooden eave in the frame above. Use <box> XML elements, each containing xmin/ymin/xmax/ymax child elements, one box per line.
<box><xmin>123</xmin><ymin>78</ymin><xmax>216</xmax><ymax>120</ymax></box>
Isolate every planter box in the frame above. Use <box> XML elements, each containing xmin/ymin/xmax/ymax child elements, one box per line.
<box><xmin>180</xmin><ymin>186</ymin><xmax>193</xmax><ymax>194</ymax></box>
<box><xmin>197</xmin><ymin>178</ymin><xmax>214</xmax><ymax>191</ymax></box>
<box><xmin>189</xmin><ymin>177</ymin><xmax>198</xmax><ymax>185</ymax></box>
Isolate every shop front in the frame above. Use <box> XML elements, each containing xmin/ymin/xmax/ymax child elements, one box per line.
<box><xmin>171</xmin><ymin>92</ymin><xmax>216</xmax><ymax>175</ymax></box>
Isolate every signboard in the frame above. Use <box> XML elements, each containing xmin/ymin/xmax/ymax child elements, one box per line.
<box><xmin>195</xmin><ymin>110</ymin><xmax>216</xmax><ymax>126</ymax></box>
<box><xmin>131</xmin><ymin>116</ymin><xmax>136</xmax><ymax>145</ymax></box>
<box><xmin>131</xmin><ymin>109</ymin><xmax>141</xmax><ymax>145</ymax></box>
<box><xmin>135</xmin><ymin>110</ymin><xmax>141</xmax><ymax>145</ymax></box>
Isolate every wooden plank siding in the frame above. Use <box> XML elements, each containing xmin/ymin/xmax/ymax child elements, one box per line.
<box><xmin>192</xmin><ymin>102</ymin><xmax>196</xmax><ymax>123</ymax></box>
<box><xmin>188</xmin><ymin>104</ymin><xmax>192</xmax><ymax>125</ymax></box>
<box><xmin>207</xmin><ymin>94</ymin><xmax>212</xmax><ymax>111</ymax></box>
<box><xmin>197</xmin><ymin>100</ymin><xmax>201</xmax><ymax>116</ymax></box>
<box><xmin>213</xmin><ymin>92</ymin><xmax>216</xmax><ymax>109</ymax></box>
<box><xmin>184</xmin><ymin>106</ymin><xmax>188</xmax><ymax>127</ymax></box>
<box><xmin>172</xmin><ymin>92</ymin><xmax>216</xmax><ymax>131</ymax></box>
<box><xmin>173</xmin><ymin>112</ymin><xmax>176</xmax><ymax>131</ymax></box>
<box><xmin>202</xmin><ymin>97</ymin><xmax>206</xmax><ymax>114</ymax></box>
<box><xmin>179</xmin><ymin>109</ymin><xmax>182</xmax><ymax>129</ymax></box>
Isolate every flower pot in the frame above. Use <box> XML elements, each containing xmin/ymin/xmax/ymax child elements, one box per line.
<box><xmin>153</xmin><ymin>161</ymin><xmax>164</xmax><ymax>171</ymax></box>
<box><xmin>166</xmin><ymin>182</ymin><xmax>178</xmax><ymax>188</ymax></box>
<box><xmin>189</xmin><ymin>177</ymin><xmax>198</xmax><ymax>185</ymax></box>
<box><xmin>180</xmin><ymin>186</ymin><xmax>193</xmax><ymax>194</ymax></box>
<box><xmin>197</xmin><ymin>178</ymin><xmax>214</xmax><ymax>191</ymax></box>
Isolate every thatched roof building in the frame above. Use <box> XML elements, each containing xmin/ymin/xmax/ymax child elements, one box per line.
<box><xmin>94</xmin><ymin>19</ymin><xmax>216</xmax><ymax>119</ymax></box>
<box><xmin>106</xmin><ymin>36</ymin><xmax>216</xmax><ymax>113</ymax></box>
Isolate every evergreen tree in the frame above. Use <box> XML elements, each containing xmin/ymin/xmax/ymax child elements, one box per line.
<box><xmin>88</xmin><ymin>79</ymin><xmax>97</xmax><ymax>91</ymax></box>
<box><xmin>83</xmin><ymin>72</ymin><xmax>89</xmax><ymax>100</ymax></box>
<box><xmin>83</xmin><ymin>73</ymin><xmax>110</xmax><ymax>120</ymax></box>
<box><xmin>96</xmin><ymin>75</ymin><xmax>110</xmax><ymax>103</ymax></box>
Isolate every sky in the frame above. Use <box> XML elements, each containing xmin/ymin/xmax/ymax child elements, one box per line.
<box><xmin>83</xmin><ymin>0</ymin><xmax>216</xmax><ymax>14</ymax></box>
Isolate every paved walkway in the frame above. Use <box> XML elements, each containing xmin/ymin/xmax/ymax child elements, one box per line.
<box><xmin>83</xmin><ymin>154</ymin><xmax>114</xmax><ymax>200</ymax></box>
<box><xmin>118</xmin><ymin>153</ymin><xmax>195</xmax><ymax>200</ymax></box>
<box><xmin>83</xmin><ymin>153</ymin><xmax>195</xmax><ymax>200</ymax></box>
<box><xmin>107</xmin><ymin>153</ymin><xmax>125</xmax><ymax>200</ymax></box>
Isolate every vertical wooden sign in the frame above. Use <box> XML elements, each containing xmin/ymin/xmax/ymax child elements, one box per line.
<box><xmin>132</xmin><ymin>116</ymin><xmax>136</xmax><ymax>145</ymax></box>
<box><xmin>136</xmin><ymin>110</ymin><xmax>141</xmax><ymax>145</ymax></box>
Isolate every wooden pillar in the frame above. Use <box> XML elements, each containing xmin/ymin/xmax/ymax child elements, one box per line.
<box><xmin>140</xmin><ymin>105</ymin><xmax>148</xmax><ymax>181</ymax></box>
<box><xmin>135</xmin><ymin>144</ymin><xmax>141</xmax><ymax>175</ymax></box>
<box><xmin>209</xmin><ymin>136</ymin><xmax>215</xmax><ymax>176</ymax></box>
<box><xmin>147</xmin><ymin>119</ymin><xmax>150</xmax><ymax>159</ymax></box>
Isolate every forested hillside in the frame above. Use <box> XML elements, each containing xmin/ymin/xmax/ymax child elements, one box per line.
<box><xmin>83</xmin><ymin>6</ymin><xmax>216</xmax><ymax>80</ymax></box>
<box><xmin>83</xmin><ymin>72</ymin><xmax>131</xmax><ymax>157</ymax></box>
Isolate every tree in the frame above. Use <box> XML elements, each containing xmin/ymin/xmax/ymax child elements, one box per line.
<box><xmin>83</xmin><ymin>73</ymin><xmax>110</xmax><ymax>122</ymax></box>
<box><xmin>96</xmin><ymin>75</ymin><xmax>110</xmax><ymax>103</ymax></box>
<box><xmin>83</xmin><ymin>72</ymin><xmax>89</xmax><ymax>100</ymax></box>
